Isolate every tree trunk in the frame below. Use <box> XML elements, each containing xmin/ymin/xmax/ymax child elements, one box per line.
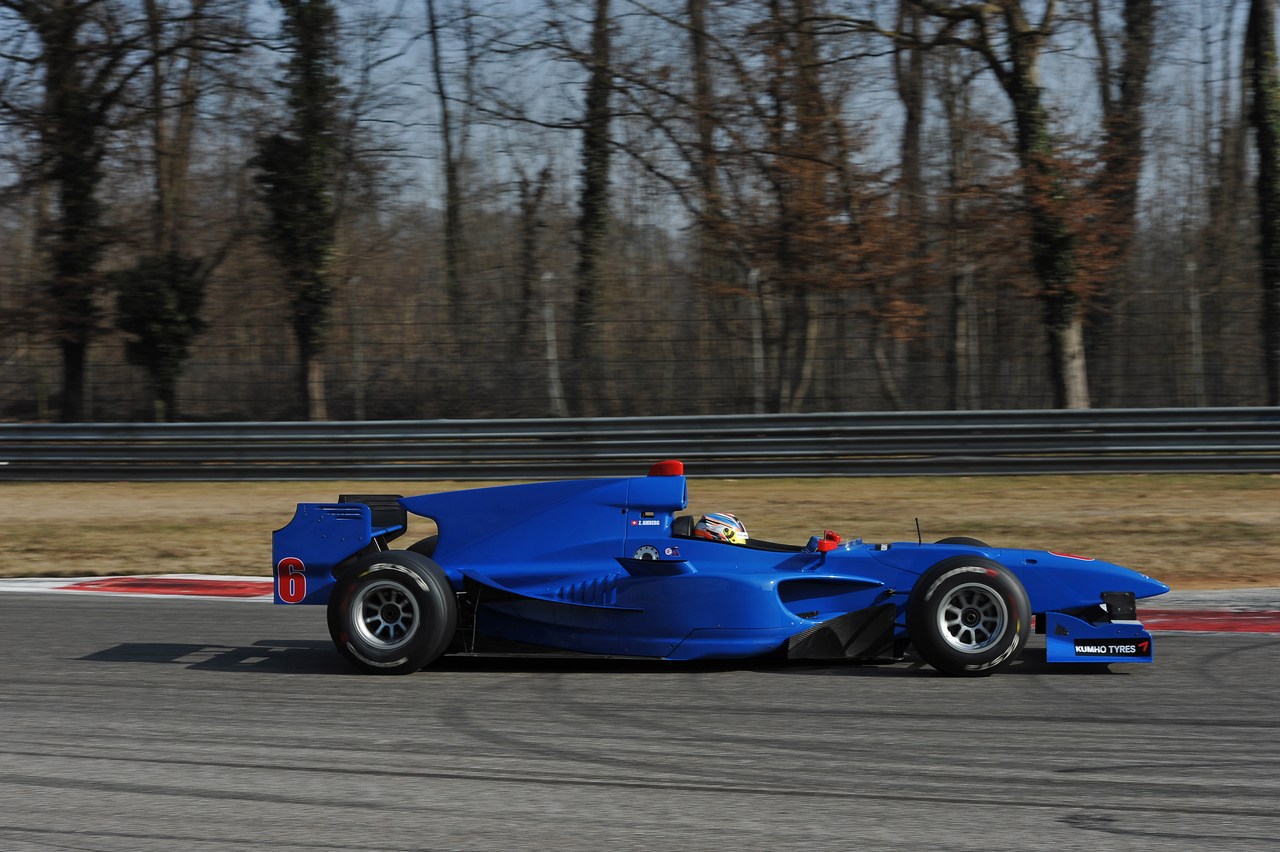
<box><xmin>1247</xmin><ymin>0</ymin><xmax>1280</xmax><ymax>405</ymax></box>
<box><xmin>895</xmin><ymin>1</ymin><xmax>925</xmax><ymax>223</ymax></box>
<box><xmin>764</xmin><ymin>0</ymin><xmax>829</xmax><ymax>413</ymax></box>
<box><xmin>542</xmin><ymin>273</ymin><xmax>568</xmax><ymax>418</ymax></box>
<box><xmin>688</xmin><ymin>0</ymin><xmax>723</xmax><ymax>262</ymax></box>
<box><xmin>911</xmin><ymin>2</ymin><xmax>1091</xmax><ymax>408</ymax></box>
<box><xmin>1046</xmin><ymin>295</ymin><xmax>1091</xmax><ymax>409</ymax></box>
<box><xmin>747</xmin><ymin>268</ymin><xmax>767</xmax><ymax>415</ymax></box>
<box><xmin>426</xmin><ymin>0</ymin><xmax>464</xmax><ymax>327</ymax></box>
<box><xmin>253</xmin><ymin>0</ymin><xmax>341</xmax><ymax>421</ymax></box>
<box><xmin>28</xmin><ymin>4</ymin><xmax>111</xmax><ymax>421</ymax></box>
<box><xmin>569</xmin><ymin>0</ymin><xmax>613</xmax><ymax>415</ymax></box>
<box><xmin>59</xmin><ymin>339</ymin><xmax>88</xmax><ymax>423</ymax></box>
<box><xmin>1088</xmin><ymin>0</ymin><xmax>1156</xmax><ymax>406</ymax></box>
<box><xmin>136</xmin><ymin>0</ymin><xmax>208</xmax><ymax>422</ymax></box>
<box><xmin>940</xmin><ymin>54</ymin><xmax>979</xmax><ymax>409</ymax></box>
<box><xmin>688</xmin><ymin>0</ymin><xmax>718</xmax><ymax>214</ymax></box>
<box><xmin>1003</xmin><ymin>4</ymin><xmax>1091</xmax><ymax>409</ymax></box>
<box><xmin>512</xmin><ymin>165</ymin><xmax>550</xmax><ymax>363</ymax></box>
<box><xmin>306</xmin><ymin>357</ymin><xmax>327</xmax><ymax>422</ymax></box>
<box><xmin>882</xmin><ymin>0</ymin><xmax>925</xmax><ymax>411</ymax></box>
<box><xmin>952</xmin><ymin>263</ymin><xmax>979</xmax><ymax>410</ymax></box>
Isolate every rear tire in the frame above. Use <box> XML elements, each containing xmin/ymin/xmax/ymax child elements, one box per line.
<box><xmin>408</xmin><ymin>535</ymin><xmax>439</xmax><ymax>558</ymax></box>
<box><xmin>327</xmin><ymin>551</ymin><xmax>456</xmax><ymax>675</ymax></box>
<box><xmin>934</xmin><ymin>536</ymin><xmax>990</xmax><ymax>547</ymax></box>
<box><xmin>907</xmin><ymin>556</ymin><xmax>1030</xmax><ymax>677</ymax></box>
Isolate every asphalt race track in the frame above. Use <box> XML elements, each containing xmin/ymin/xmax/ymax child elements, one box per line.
<box><xmin>1</xmin><ymin>594</ymin><xmax>1277</xmax><ymax>851</ymax></box>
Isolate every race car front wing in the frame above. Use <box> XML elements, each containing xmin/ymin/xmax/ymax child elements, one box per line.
<box><xmin>1043</xmin><ymin>592</ymin><xmax>1155</xmax><ymax>664</ymax></box>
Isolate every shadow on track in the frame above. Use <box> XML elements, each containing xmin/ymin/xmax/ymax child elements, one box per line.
<box><xmin>79</xmin><ymin>640</ymin><xmax>355</xmax><ymax>675</ymax></box>
<box><xmin>773</xmin><ymin>647</ymin><xmax>1129</xmax><ymax>678</ymax></box>
<box><xmin>78</xmin><ymin>641</ymin><xmax>1128</xmax><ymax>678</ymax></box>
<box><xmin>79</xmin><ymin>641</ymin><xmax>916</xmax><ymax>677</ymax></box>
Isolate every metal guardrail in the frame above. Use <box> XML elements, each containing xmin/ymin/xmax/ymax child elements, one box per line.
<box><xmin>1</xmin><ymin>407</ymin><xmax>1278</xmax><ymax>481</ymax></box>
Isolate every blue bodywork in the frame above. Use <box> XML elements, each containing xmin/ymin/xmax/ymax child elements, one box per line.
<box><xmin>272</xmin><ymin>462</ymin><xmax>1169</xmax><ymax>665</ymax></box>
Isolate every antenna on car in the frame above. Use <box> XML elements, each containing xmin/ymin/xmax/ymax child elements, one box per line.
<box><xmin>915</xmin><ymin>518</ymin><xmax>922</xmax><ymax>545</ymax></box>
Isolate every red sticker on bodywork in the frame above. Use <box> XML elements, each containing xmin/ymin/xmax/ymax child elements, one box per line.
<box><xmin>1049</xmin><ymin>552</ymin><xmax>1096</xmax><ymax>561</ymax></box>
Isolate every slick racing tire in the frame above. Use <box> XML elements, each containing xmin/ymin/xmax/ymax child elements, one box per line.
<box><xmin>934</xmin><ymin>536</ymin><xmax>989</xmax><ymax>548</ymax></box>
<box><xmin>327</xmin><ymin>551</ymin><xmax>457</xmax><ymax>675</ymax></box>
<box><xmin>907</xmin><ymin>556</ymin><xmax>1030</xmax><ymax>677</ymax></box>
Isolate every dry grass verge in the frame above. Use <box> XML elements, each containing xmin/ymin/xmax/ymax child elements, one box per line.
<box><xmin>2</xmin><ymin>474</ymin><xmax>1276</xmax><ymax>590</ymax></box>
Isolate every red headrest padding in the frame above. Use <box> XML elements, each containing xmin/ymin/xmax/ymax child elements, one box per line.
<box><xmin>648</xmin><ymin>459</ymin><xmax>685</xmax><ymax>477</ymax></box>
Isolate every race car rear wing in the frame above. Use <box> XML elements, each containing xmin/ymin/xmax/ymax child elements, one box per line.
<box><xmin>337</xmin><ymin>494</ymin><xmax>407</xmax><ymax>542</ymax></box>
<box><xmin>272</xmin><ymin>494</ymin><xmax>408</xmax><ymax>605</ymax></box>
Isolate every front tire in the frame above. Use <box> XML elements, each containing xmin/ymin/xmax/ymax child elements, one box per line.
<box><xmin>934</xmin><ymin>536</ymin><xmax>990</xmax><ymax>547</ymax></box>
<box><xmin>907</xmin><ymin>556</ymin><xmax>1030</xmax><ymax>677</ymax></box>
<box><xmin>327</xmin><ymin>551</ymin><xmax>457</xmax><ymax>675</ymax></box>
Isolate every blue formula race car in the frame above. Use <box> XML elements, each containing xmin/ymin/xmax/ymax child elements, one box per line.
<box><xmin>272</xmin><ymin>460</ymin><xmax>1169</xmax><ymax>677</ymax></box>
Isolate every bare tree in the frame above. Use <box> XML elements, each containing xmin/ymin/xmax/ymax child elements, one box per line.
<box><xmin>252</xmin><ymin>0</ymin><xmax>343</xmax><ymax>420</ymax></box>
<box><xmin>568</xmin><ymin>0</ymin><xmax>614</xmax><ymax>415</ymax></box>
<box><xmin>924</xmin><ymin>1</ymin><xmax>1090</xmax><ymax>408</ymax></box>
<box><xmin>0</xmin><ymin>2</ymin><xmax>156</xmax><ymax>420</ymax></box>
<box><xmin>112</xmin><ymin>1</ymin><xmax>249</xmax><ymax>421</ymax></box>
<box><xmin>511</xmin><ymin>163</ymin><xmax>553</xmax><ymax>362</ymax></box>
<box><xmin>426</xmin><ymin>0</ymin><xmax>464</xmax><ymax>326</ymax></box>
<box><xmin>882</xmin><ymin>0</ymin><xmax>928</xmax><ymax>410</ymax></box>
<box><xmin>1189</xmin><ymin>0</ymin><xmax>1249</xmax><ymax>406</ymax></box>
<box><xmin>611</xmin><ymin>1</ymin><xmax>903</xmax><ymax>410</ymax></box>
<box><xmin>1087</xmin><ymin>0</ymin><xmax>1156</xmax><ymax>405</ymax></box>
<box><xmin>1247</xmin><ymin>0</ymin><xmax>1280</xmax><ymax>405</ymax></box>
<box><xmin>895</xmin><ymin>0</ymin><xmax>926</xmax><ymax>225</ymax></box>
<box><xmin>815</xmin><ymin>1</ymin><xmax>1094</xmax><ymax>408</ymax></box>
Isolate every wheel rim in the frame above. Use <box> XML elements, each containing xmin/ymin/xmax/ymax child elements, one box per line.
<box><xmin>936</xmin><ymin>582</ymin><xmax>1008</xmax><ymax>653</ymax></box>
<box><xmin>352</xmin><ymin>580</ymin><xmax>419</xmax><ymax>650</ymax></box>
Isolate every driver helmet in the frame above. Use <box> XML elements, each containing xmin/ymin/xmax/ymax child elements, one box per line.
<box><xmin>694</xmin><ymin>512</ymin><xmax>749</xmax><ymax>544</ymax></box>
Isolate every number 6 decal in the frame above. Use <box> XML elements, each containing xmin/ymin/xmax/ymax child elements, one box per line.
<box><xmin>277</xmin><ymin>557</ymin><xmax>307</xmax><ymax>604</ymax></box>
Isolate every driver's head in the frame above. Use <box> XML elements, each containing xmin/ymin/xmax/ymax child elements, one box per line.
<box><xmin>694</xmin><ymin>512</ymin><xmax>749</xmax><ymax>544</ymax></box>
